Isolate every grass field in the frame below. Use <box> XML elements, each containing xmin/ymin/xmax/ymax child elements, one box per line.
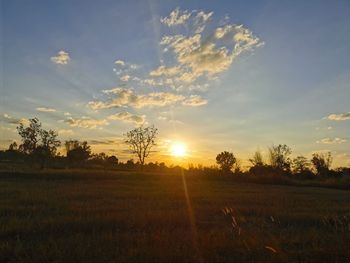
<box><xmin>1</xmin><ymin>170</ymin><xmax>349</xmax><ymax>262</ymax></box>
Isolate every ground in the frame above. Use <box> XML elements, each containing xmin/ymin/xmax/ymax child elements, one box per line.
<box><xmin>1</xmin><ymin>170</ymin><xmax>349</xmax><ymax>262</ymax></box>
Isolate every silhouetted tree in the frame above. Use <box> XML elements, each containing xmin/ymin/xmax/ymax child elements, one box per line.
<box><xmin>40</xmin><ymin>129</ymin><xmax>61</xmax><ymax>156</ymax></box>
<box><xmin>106</xmin><ymin>155</ymin><xmax>118</xmax><ymax>166</ymax></box>
<box><xmin>65</xmin><ymin>140</ymin><xmax>91</xmax><ymax>165</ymax></box>
<box><xmin>249</xmin><ymin>150</ymin><xmax>264</xmax><ymax>166</ymax></box>
<box><xmin>125</xmin><ymin>125</ymin><xmax>158</xmax><ymax>165</ymax></box>
<box><xmin>268</xmin><ymin>144</ymin><xmax>292</xmax><ymax>172</ymax></box>
<box><xmin>8</xmin><ymin>142</ymin><xmax>18</xmax><ymax>151</ymax></box>
<box><xmin>216</xmin><ymin>151</ymin><xmax>236</xmax><ymax>174</ymax></box>
<box><xmin>17</xmin><ymin>118</ymin><xmax>42</xmax><ymax>154</ymax></box>
<box><xmin>16</xmin><ymin>118</ymin><xmax>61</xmax><ymax>167</ymax></box>
<box><xmin>292</xmin><ymin>156</ymin><xmax>311</xmax><ymax>173</ymax></box>
<box><xmin>311</xmin><ymin>152</ymin><xmax>332</xmax><ymax>176</ymax></box>
<box><xmin>292</xmin><ymin>155</ymin><xmax>313</xmax><ymax>178</ymax></box>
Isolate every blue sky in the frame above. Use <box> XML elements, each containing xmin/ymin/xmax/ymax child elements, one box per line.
<box><xmin>1</xmin><ymin>0</ymin><xmax>350</xmax><ymax>167</ymax></box>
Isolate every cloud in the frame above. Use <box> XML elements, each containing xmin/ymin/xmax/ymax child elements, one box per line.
<box><xmin>182</xmin><ymin>95</ymin><xmax>208</xmax><ymax>106</ymax></box>
<box><xmin>50</xmin><ymin>50</ymin><xmax>70</xmax><ymax>65</ymax></box>
<box><xmin>65</xmin><ymin>116</ymin><xmax>109</xmax><ymax>129</ymax></box>
<box><xmin>87</xmin><ymin>9</ymin><xmax>261</xmax><ymax>117</ymax></box>
<box><xmin>88</xmin><ymin>88</ymin><xmax>186</xmax><ymax>109</ymax></box>
<box><xmin>150</xmin><ymin>65</ymin><xmax>181</xmax><ymax>77</ymax></box>
<box><xmin>36</xmin><ymin>107</ymin><xmax>56</xmax><ymax>112</ymax></box>
<box><xmin>317</xmin><ymin>137</ymin><xmax>347</xmax><ymax>144</ymax></box>
<box><xmin>160</xmin><ymin>7</ymin><xmax>192</xmax><ymax>26</ymax></box>
<box><xmin>120</xmin><ymin>75</ymin><xmax>131</xmax><ymax>81</ymax></box>
<box><xmin>0</xmin><ymin>113</ymin><xmax>28</xmax><ymax>125</ymax></box>
<box><xmin>194</xmin><ymin>10</ymin><xmax>213</xmax><ymax>33</ymax></box>
<box><xmin>115</xmin><ymin>60</ymin><xmax>125</xmax><ymax>66</ymax></box>
<box><xmin>64</xmin><ymin>112</ymin><xmax>71</xmax><ymax>116</ymax></box>
<box><xmin>327</xmin><ymin>112</ymin><xmax>350</xmax><ymax>121</ymax></box>
<box><xmin>108</xmin><ymin>111</ymin><xmax>145</xmax><ymax>125</ymax></box>
<box><xmin>158</xmin><ymin>10</ymin><xmax>263</xmax><ymax>86</ymax></box>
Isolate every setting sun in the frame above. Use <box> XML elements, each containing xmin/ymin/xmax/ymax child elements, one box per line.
<box><xmin>170</xmin><ymin>143</ymin><xmax>187</xmax><ymax>157</ymax></box>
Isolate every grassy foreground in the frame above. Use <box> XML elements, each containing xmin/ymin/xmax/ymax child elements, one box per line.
<box><xmin>1</xmin><ymin>170</ymin><xmax>349</xmax><ymax>262</ymax></box>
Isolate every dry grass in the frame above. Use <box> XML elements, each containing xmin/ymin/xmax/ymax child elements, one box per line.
<box><xmin>0</xmin><ymin>170</ymin><xmax>349</xmax><ymax>262</ymax></box>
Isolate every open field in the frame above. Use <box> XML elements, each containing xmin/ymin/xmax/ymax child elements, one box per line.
<box><xmin>1</xmin><ymin>170</ymin><xmax>350</xmax><ymax>262</ymax></box>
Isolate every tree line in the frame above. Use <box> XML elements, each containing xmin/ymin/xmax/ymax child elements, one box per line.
<box><xmin>0</xmin><ymin>118</ymin><xmax>349</xmax><ymax>178</ymax></box>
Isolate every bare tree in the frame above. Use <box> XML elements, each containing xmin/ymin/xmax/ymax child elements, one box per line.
<box><xmin>125</xmin><ymin>125</ymin><xmax>158</xmax><ymax>165</ymax></box>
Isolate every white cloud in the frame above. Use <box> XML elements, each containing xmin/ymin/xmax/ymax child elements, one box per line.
<box><xmin>120</xmin><ymin>74</ymin><xmax>131</xmax><ymax>82</ymax></box>
<box><xmin>317</xmin><ymin>137</ymin><xmax>347</xmax><ymax>144</ymax></box>
<box><xmin>159</xmin><ymin>18</ymin><xmax>262</xmax><ymax>84</ymax></box>
<box><xmin>160</xmin><ymin>7</ymin><xmax>192</xmax><ymax>26</ymax></box>
<box><xmin>51</xmin><ymin>50</ymin><xmax>70</xmax><ymax>65</ymax></box>
<box><xmin>327</xmin><ymin>112</ymin><xmax>350</xmax><ymax>121</ymax></box>
<box><xmin>115</xmin><ymin>60</ymin><xmax>125</xmax><ymax>66</ymax></box>
<box><xmin>108</xmin><ymin>111</ymin><xmax>145</xmax><ymax>125</ymax></box>
<box><xmin>36</xmin><ymin>107</ymin><xmax>56</xmax><ymax>112</ymax></box>
<box><xmin>150</xmin><ymin>65</ymin><xmax>181</xmax><ymax>77</ymax></box>
<box><xmin>194</xmin><ymin>10</ymin><xmax>213</xmax><ymax>33</ymax></box>
<box><xmin>88</xmin><ymin>88</ymin><xmax>186</xmax><ymax>109</ymax></box>
<box><xmin>65</xmin><ymin>116</ymin><xmax>109</xmax><ymax>129</ymax></box>
<box><xmin>0</xmin><ymin>113</ymin><xmax>28</xmax><ymax>125</ymax></box>
<box><xmin>182</xmin><ymin>95</ymin><xmax>208</xmax><ymax>106</ymax></box>
<box><xmin>64</xmin><ymin>112</ymin><xmax>71</xmax><ymax>116</ymax></box>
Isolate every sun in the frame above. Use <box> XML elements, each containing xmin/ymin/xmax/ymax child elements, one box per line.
<box><xmin>170</xmin><ymin>143</ymin><xmax>187</xmax><ymax>157</ymax></box>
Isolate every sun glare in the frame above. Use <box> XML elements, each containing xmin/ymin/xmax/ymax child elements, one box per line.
<box><xmin>170</xmin><ymin>143</ymin><xmax>187</xmax><ymax>157</ymax></box>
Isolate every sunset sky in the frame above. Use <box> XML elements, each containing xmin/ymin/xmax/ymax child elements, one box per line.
<box><xmin>1</xmin><ymin>0</ymin><xmax>350</xmax><ymax>167</ymax></box>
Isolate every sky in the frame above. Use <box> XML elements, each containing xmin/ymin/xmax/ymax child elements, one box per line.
<box><xmin>1</xmin><ymin>0</ymin><xmax>350</xmax><ymax>167</ymax></box>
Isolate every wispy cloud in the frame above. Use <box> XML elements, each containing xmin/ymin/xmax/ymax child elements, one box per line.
<box><xmin>36</xmin><ymin>107</ymin><xmax>56</xmax><ymax>112</ymax></box>
<box><xmin>0</xmin><ymin>113</ymin><xmax>28</xmax><ymax>125</ymax></box>
<box><xmin>327</xmin><ymin>112</ymin><xmax>350</xmax><ymax>121</ymax></box>
<box><xmin>50</xmin><ymin>50</ymin><xmax>70</xmax><ymax>65</ymax></box>
<box><xmin>114</xmin><ymin>60</ymin><xmax>125</xmax><ymax>66</ymax></box>
<box><xmin>108</xmin><ymin>111</ymin><xmax>145</xmax><ymax>125</ymax></box>
<box><xmin>120</xmin><ymin>75</ymin><xmax>131</xmax><ymax>82</ymax></box>
<box><xmin>317</xmin><ymin>137</ymin><xmax>347</xmax><ymax>144</ymax></box>
<box><xmin>86</xmin><ymin>8</ymin><xmax>261</xmax><ymax>126</ymax></box>
<box><xmin>160</xmin><ymin>7</ymin><xmax>192</xmax><ymax>26</ymax></box>
<box><xmin>88</xmin><ymin>88</ymin><xmax>206</xmax><ymax>110</ymax></box>
<box><xmin>182</xmin><ymin>95</ymin><xmax>208</xmax><ymax>106</ymax></box>
<box><xmin>65</xmin><ymin>116</ymin><xmax>109</xmax><ymax>129</ymax></box>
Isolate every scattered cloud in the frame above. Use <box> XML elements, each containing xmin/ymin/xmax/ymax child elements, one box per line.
<box><xmin>108</xmin><ymin>111</ymin><xmax>145</xmax><ymax>125</ymax></box>
<box><xmin>194</xmin><ymin>10</ymin><xmax>213</xmax><ymax>33</ymax></box>
<box><xmin>160</xmin><ymin>7</ymin><xmax>192</xmax><ymax>26</ymax></box>
<box><xmin>0</xmin><ymin>113</ymin><xmax>28</xmax><ymax>125</ymax></box>
<box><xmin>115</xmin><ymin>60</ymin><xmax>125</xmax><ymax>66</ymax></box>
<box><xmin>64</xmin><ymin>112</ymin><xmax>71</xmax><ymax>116</ymax></box>
<box><xmin>50</xmin><ymin>50</ymin><xmax>70</xmax><ymax>65</ymax></box>
<box><xmin>317</xmin><ymin>137</ymin><xmax>347</xmax><ymax>144</ymax></box>
<box><xmin>150</xmin><ymin>65</ymin><xmax>181</xmax><ymax>77</ymax></box>
<box><xmin>65</xmin><ymin>116</ymin><xmax>109</xmax><ymax>129</ymax></box>
<box><xmin>327</xmin><ymin>112</ymin><xmax>350</xmax><ymax>121</ymax></box>
<box><xmin>182</xmin><ymin>95</ymin><xmax>208</xmax><ymax>106</ymax></box>
<box><xmin>88</xmin><ymin>87</ymin><xmax>208</xmax><ymax>110</ymax></box>
<box><xmin>120</xmin><ymin>75</ymin><xmax>131</xmax><ymax>82</ymax></box>
<box><xmin>36</xmin><ymin>107</ymin><xmax>56</xmax><ymax>112</ymax></box>
<box><xmin>87</xmin><ymin>8</ymin><xmax>262</xmax><ymax>125</ymax></box>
